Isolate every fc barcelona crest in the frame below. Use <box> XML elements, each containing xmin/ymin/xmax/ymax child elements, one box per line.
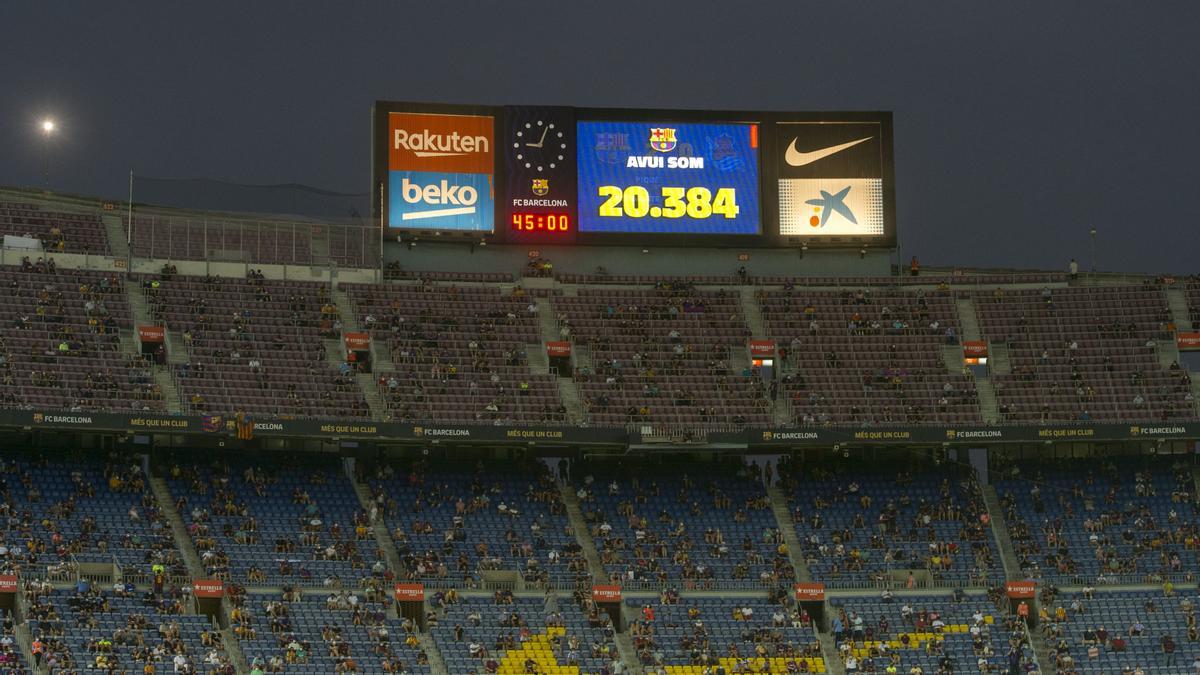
<box><xmin>531</xmin><ymin>178</ymin><xmax>550</xmax><ymax>196</ymax></box>
<box><xmin>649</xmin><ymin>128</ymin><xmax>677</xmax><ymax>153</ymax></box>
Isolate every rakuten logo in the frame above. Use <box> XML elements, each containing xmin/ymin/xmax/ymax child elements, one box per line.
<box><xmin>395</xmin><ymin>129</ymin><xmax>490</xmax><ymax>158</ymax></box>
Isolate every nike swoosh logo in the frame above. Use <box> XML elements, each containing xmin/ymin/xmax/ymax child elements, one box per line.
<box><xmin>785</xmin><ymin>137</ymin><xmax>873</xmax><ymax>167</ymax></box>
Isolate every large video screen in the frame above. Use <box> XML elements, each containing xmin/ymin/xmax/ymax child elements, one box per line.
<box><xmin>576</xmin><ymin>121</ymin><xmax>760</xmax><ymax>235</ymax></box>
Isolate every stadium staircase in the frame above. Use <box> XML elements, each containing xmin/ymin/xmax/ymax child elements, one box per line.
<box><xmin>1167</xmin><ymin>284</ymin><xmax>1194</xmax><ymax>332</ymax></box>
<box><xmin>148</xmin><ymin>473</ymin><xmax>206</xmax><ymax>580</ymax></box>
<box><xmin>817</xmin><ymin>630</ymin><xmax>846</xmax><ymax>675</ymax></box>
<box><xmin>953</xmin><ymin>295</ymin><xmax>1000</xmax><ymax>421</ymax></box>
<box><xmin>101</xmin><ymin>213</ymin><xmax>131</xmax><ymax>259</ymax></box>
<box><xmin>349</xmin><ymin>480</ymin><xmax>404</xmax><ymax>576</ymax></box>
<box><xmin>953</xmin><ymin>296</ymin><xmax>983</xmax><ymax>343</ymax></box>
<box><xmin>557</xmin><ymin>482</ymin><xmax>607</xmax><ymax>583</ymax></box>
<box><xmin>988</xmin><ymin>343</ymin><xmax>1012</xmax><ymax>376</ymax></box>
<box><xmin>331</xmin><ymin>284</ymin><xmax>387</xmax><ymax>419</ymax></box>
<box><xmin>125</xmin><ymin>282</ymin><xmax>184</xmax><ymax>413</ymax></box>
<box><xmin>766</xmin><ymin>484</ymin><xmax>813</xmax><ymax>582</ymax></box>
<box><xmin>980</xmin><ymin>485</ymin><xmax>1022</xmax><ymax>582</ymax></box>
<box><xmin>418</xmin><ymin>631</ymin><xmax>449</xmax><ymax>675</ymax></box>
<box><xmin>612</xmin><ymin>627</ymin><xmax>646</xmax><ymax>675</ymax></box>
<box><xmin>739</xmin><ymin>285</ymin><xmax>767</xmax><ymax>338</ymax></box>
<box><xmin>12</xmin><ymin>593</ymin><xmax>36</xmax><ymax>675</ymax></box>
<box><xmin>534</xmin><ymin>295</ymin><xmax>587</xmax><ymax>423</ymax></box>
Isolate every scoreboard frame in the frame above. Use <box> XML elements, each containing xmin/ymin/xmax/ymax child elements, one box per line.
<box><xmin>373</xmin><ymin>101</ymin><xmax>896</xmax><ymax>249</ymax></box>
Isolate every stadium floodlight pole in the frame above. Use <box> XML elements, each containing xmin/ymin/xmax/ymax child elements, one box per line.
<box><xmin>127</xmin><ymin>171</ymin><xmax>134</xmax><ymax>247</ymax></box>
<box><xmin>378</xmin><ymin>181</ymin><xmax>385</xmax><ymax>283</ymax></box>
<box><xmin>40</xmin><ymin>119</ymin><xmax>56</xmax><ymax>190</ymax></box>
<box><xmin>1089</xmin><ymin>228</ymin><xmax>1097</xmax><ymax>275</ymax></box>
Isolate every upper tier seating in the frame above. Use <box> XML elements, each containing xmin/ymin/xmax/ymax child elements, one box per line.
<box><xmin>167</xmin><ymin>456</ymin><xmax>385</xmax><ymax>587</ymax></box>
<box><xmin>0</xmin><ymin>263</ymin><xmax>164</xmax><ymax>413</ymax></box>
<box><xmin>578</xmin><ymin>464</ymin><xmax>794</xmax><ymax>589</ymax></box>
<box><xmin>0</xmin><ymin>201</ymin><xmax>109</xmax><ymax>255</ymax></box>
<box><xmin>431</xmin><ymin>593</ymin><xmax>619</xmax><ymax>674</ymax></box>
<box><xmin>995</xmin><ymin>456</ymin><xmax>1199</xmax><ymax>585</ymax></box>
<box><xmin>784</xmin><ymin>466</ymin><xmax>1001</xmax><ymax>587</ymax></box>
<box><xmin>0</xmin><ymin>450</ymin><xmax>184</xmax><ymax>577</ymax></box>
<box><xmin>829</xmin><ymin>593</ymin><xmax>1037</xmax><ymax>673</ymax></box>
<box><xmin>236</xmin><ymin>590</ymin><xmax>431</xmax><ymax>675</ymax></box>
<box><xmin>341</xmin><ymin>282</ymin><xmax>565</xmax><ymax>425</ymax></box>
<box><xmin>1040</xmin><ymin>588</ymin><xmax>1200</xmax><ymax>674</ymax></box>
<box><xmin>557</xmin><ymin>284</ymin><xmax>772</xmax><ymax>428</ymax></box>
<box><xmin>974</xmin><ymin>285</ymin><xmax>1194</xmax><ymax>422</ymax></box>
<box><xmin>626</xmin><ymin>594</ymin><xmax>826</xmax><ymax>673</ymax></box>
<box><xmin>760</xmin><ymin>286</ymin><xmax>979</xmax><ymax>426</ymax></box>
<box><xmin>143</xmin><ymin>272</ymin><xmax>369</xmax><ymax>419</ymax></box>
<box><xmin>367</xmin><ymin>459</ymin><xmax>587</xmax><ymax>588</ymax></box>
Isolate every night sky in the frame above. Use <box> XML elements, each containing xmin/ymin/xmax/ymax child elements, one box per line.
<box><xmin>2</xmin><ymin>1</ymin><xmax>1198</xmax><ymax>273</ymax></box>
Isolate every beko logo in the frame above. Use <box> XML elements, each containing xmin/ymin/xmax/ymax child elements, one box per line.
<box><xmin>784</xmin><ymin>137</ymin><xmax>872</xmax><ymax>167</ymax></box>
<box><xmin>394</xmin><ymin>128</ymin><xmax>490</xmax><ymax>158</ymax></box>
<box><xmin>399</xmin><ymin>179</ymin><xmax>479</xmax><ymax>221</ymax></box>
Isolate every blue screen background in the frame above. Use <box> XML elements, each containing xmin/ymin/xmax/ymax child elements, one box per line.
<box><xmin>576</xmin><ymin>121</ymin><xmax>760</xmax><ymax>234</ymax></box>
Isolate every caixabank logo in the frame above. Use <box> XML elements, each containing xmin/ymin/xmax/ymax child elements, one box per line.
<box><xmin>389</xmin><ymin>112</ymin><xmax>495</xmax><ymax>232</ymax></box>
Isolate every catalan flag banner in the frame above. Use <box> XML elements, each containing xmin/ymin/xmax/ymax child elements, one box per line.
<box><xmin>235</xmin><ymin>413</ymin><xmax>254</xmax><ymax>441</ymax></box>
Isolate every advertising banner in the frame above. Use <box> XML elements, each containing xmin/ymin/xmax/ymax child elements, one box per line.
<box><xmin>1177</xmin><ymin>332</ymin><xmax>1200</xmax><ymax>350</ymax></box>
<box><xmin>1005</xmin><ymin>581</ymin><xmax>1036</xmax><ymax>599</ymax></box>
<box><xmin>546</xmin><ymin>341</ymin><xmax>572</xmax><ymax>357</ymax></box>
<box><xmin>192</xmin><ymin>579</ymin><xmax>224</xmax><ymax>598</ymax></box>
<box><xmin>793</xmin><ymin>582</ymin><xmax>826</xmax><ymax>601</ymax></box>
<box><xmin>591</xmin><ymin>585</ymin><xmax>622</xmax><ymax>602</ymax></box>
<box><xmin>388</xmin><ymin>111</ymin><xmax>495</xmax><ymax>232</ymax></box>
<box><xmin>749</xmin><ymin>339</ymin><xmax>776</xmax><ymax>357</ymax></box>
<box><xmin>344</xmin><ymin>332</ymin><xmax>371</xmax><ymax>350</ymax></box>
<box><xmin>963</xmin><ymin>340</ymin><xmax>988</xmax><ymax>357</ymax></box>
<box><xmin>394</xmin><ymin>583</ymin><xmax>425</xmax><ymax>602</ymax></box>
<box><xmin>137</xmin><ymin>325</ymin><xmax>165</xmax><ymax>343</ymax></box>
<box><xmin>776</xmin><ymin>119</ymin><xmax>889</xmax><ymax>240</ymax></box>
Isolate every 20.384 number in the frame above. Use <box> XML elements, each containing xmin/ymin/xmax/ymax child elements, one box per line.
<box><xmin>597</xmin><ymin>186</ymin><xmax>740</xmax><ymax>219</ymax></box>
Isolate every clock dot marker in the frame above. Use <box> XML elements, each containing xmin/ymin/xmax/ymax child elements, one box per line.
<box><xmin>537</xmin><ymin>166</ymin><xmax>543</xmax><ymax>172</ymax></box>
<box><xmin>525</xmin><ymin>163</ymin><xmax>530</xmax><ymax>168</ymax></box>
<box><xmin>557</xmin><ymin>132</ymin><xmax>563</xmax><ymax>137</ymax></box>
<box><xmin>549</xmin><ymin>163</ymin><xmax>556</xmax><ymax>169</ymax></box>
<box><xmin>525</xmin><ymin>123</ymin><xmax>531</xmax><ymax>128</ymax></box>
<box><xmin>513</xmin><ymin>143</ymin><xmax>519</xmax><ymax>148</ymax></box>
<box><xmin>537</xmin><ymin>120</ymin><xmax>543</xmax><ymax>126</ymax></box>
<box><xmin>650</xmin><ymin>207</ymin><xmax>662</xmax><ymax>217</ymax></box>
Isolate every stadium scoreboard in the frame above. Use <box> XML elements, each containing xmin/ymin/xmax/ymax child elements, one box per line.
<box><xmin>372</xmin><ymin>101</ymin><xmax>896</xmax><ymax>248</ymax></box>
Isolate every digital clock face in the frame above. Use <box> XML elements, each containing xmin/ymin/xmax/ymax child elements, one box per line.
<box><xmin>511</xmin><ymin>212</ymin><xmax>571</xmax><ymax>233</ymax></box>
<box><xmin>504</xmin><ymin>106</ymin><xmax>578</xmax><ymax>243</ymax></box>
<box><xmin>576</xmin><ymin>120</ymin><xmax>761</xmax><ymax>235</ymax></box>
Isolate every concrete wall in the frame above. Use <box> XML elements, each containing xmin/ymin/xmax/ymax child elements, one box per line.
<box><xmin>385</xmin><ymin>241</ymin><xmax>894</xmax><ymax>278</ymax></box>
